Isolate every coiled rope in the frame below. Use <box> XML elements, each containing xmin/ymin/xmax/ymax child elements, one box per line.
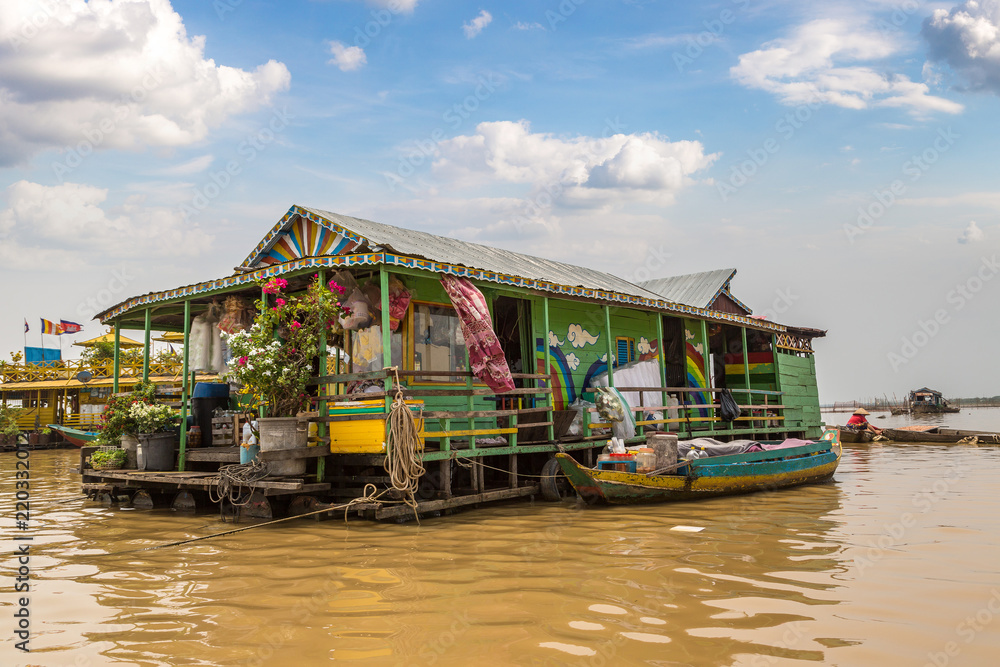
<box><xmin>383</xmin><ymin>367</ymin><xmax>425</xmax><ymax>510</ymax></box>
<box><xmin>209</xmin><ymin>459</ymin><xmax>271</xmax><ymax>507</ymax></box>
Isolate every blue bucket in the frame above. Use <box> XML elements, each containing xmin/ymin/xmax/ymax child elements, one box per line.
<box><xmin>240</xmin><ymin>444</ymin><xmax>260</xmax><ymax>464</ymax></box>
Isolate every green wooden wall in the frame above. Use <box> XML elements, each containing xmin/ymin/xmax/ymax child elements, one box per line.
<box><xmin>775</xmin><ymin>351</ymin><xmax>822</xmax><ymax>438</ymax></box>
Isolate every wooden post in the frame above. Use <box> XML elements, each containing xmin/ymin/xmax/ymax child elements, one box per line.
<box><xmin>741</xmin><ymin>326</ymin><xmax>751</xmax><ymax>429</ymax></box>
<box><xmin>656</xmin><ymin>313</ymin><xmax>667</xmax><ymax>417</ymax></box>
<box><xmin>379</xmin><ymin>267</ymin><xmax>392</xmax><ymax>414</ymax></box>
<box><xmin>542</xmin><ymin>296</ymin><xmax>554</xmax><ymax>442</ymax></box>
<box><xmin>603</xmin><ymin>305</ymin><xmax>615</xmax><ymax>388</ymax></box>
<box><xmin>178</xmin><ymin>299</ymin><xmax>191</xmax><ymax>471</ymax></box>
<box><xmin>112</xmin><ymin>322</ymin><xmax>121</xmax><ymax>393</ymax></box>
<box><xmin>316</xmin><ymin>270</ymin><xmax>328</xmax><ymax>483</ymax></box>
<box><xmin>700</xmin><ymin>319</ymin><xmax>713</xmax><ymax>433</ymax></box>
<box><xmin>142</xmin><ymin>308</ymin><xmax>152</xmax><ymax>382</ymax></box>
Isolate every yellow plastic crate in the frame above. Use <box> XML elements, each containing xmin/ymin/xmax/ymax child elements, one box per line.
<box><xmin>328</xmin><ymin>400</ymin><xmax>424</xmax><ymax>453</ymax></box>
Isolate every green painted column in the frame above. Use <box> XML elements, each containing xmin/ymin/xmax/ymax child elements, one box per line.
<box><xmin>655</xmin><ymin>313</ymin><xmax>667</xmax><ymax>410</ymax></box>
<box><xmin>542</xmin><ymin>296</ymin><xmax>554</xmax><ymax>441</ymax></box>
<box><xmin>317</xmin><ymin>270</ymin><xmax>328</xmax><ymax>483</ymax></box>
<box><xmin>260</xmin><ymin>286</ymin><xmax>267</xmax><ymax>419</ymax></box>
<box><xmin>603</xmin><ymin>305</ymin><xmax>614</xmax><ymax>388</ymax></box>
<box><xmin>700</xmin><ymin>319</ymin><xmax>713</xmax><ymax>432</ymax></box>
<box><xmin>178</xmin><ymin>300</ymin><xmax>191</xmax><ymax>471</ymax></box>
<box><xmin>379</xmin><ymin>266</ymin><xmax>392</xmax><ymax>415</ymax></box>
<box><xmin>112</xmin><ymin>322</ymin><xmax>121</xmax><ymax>393</ymax></box>
<box><xmin>142</xmin><ymin>308</ymin><xmax>151</xmax><ymax>382</ymax></box>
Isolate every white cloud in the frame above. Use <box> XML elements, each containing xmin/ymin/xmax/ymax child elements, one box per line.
<box><xmin>157</xmin><ymin>154</ymin><xmax>215</xmax><ymax>176</ymax></box>
<box><xmin>731</xmin><ymin>19</ymin><xmax>963</xmax><ymax>115</ymax></box>
<box><xmin>368</xmin><ymin>0</ymin><xmax>418</xmax><ymax>12</ymax></box>
<box><xmin>463</xmin><ymin>10</ymin><xmax>493</xmax><ymax>39</ymax></box>
<box><xmin>548</xmin><ymin>331</ymin><xmax>565</xmax><ymax>347</ymax></box>
<box><xmin>328</xmin><ymin>40</ymin><xmax>367</xmax><ymax>71</ymax></box>
<box><xmin>0</xmin><ymin>0</ymin><xmax>290</xmax><ymax>167</ymax></box>
<box><xmin>567</xmin><ymin>324</ymin><xmax>600</xmax><ymax>348</ymax></box>
<box><xmin>958</xmin><ymin>220</ymin><xmax>985</xmax><ymax>243</ymax></box>
<box><xmin>513</xmin><ymin>21</ymin><xmax>544</xmax><ymax>31</ymax></box>
<box><xmin>565</xmin><ymin>352</ymin><xmax>581</xmax><ymax>370</ymax></box>
<box><xmin>433</xmin><ymin>120</ymin><xmax>718</xmax><ymax>204</ymax></box>
<box><xmin>924</xmin><ymin>0</ymin><xmax>1000</xmax><ymax>95</ymax></box>
<box><xmin>0</xmin><ymin>181</ymin><xmax>213</xmax><ymax>265</ymax></box>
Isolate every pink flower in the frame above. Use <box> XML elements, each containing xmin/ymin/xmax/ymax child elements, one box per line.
<box><xmin>290</xmin><ymin>321</ymin><xmax>302</xmax><ymax>329</ymax></box>
<box><xmin>275</xmin><ymin>297</ymin><xmax>286</xmax><ymax>306</ymax></box>
<box><xmin>238</xmin><ymin>356</ymin><xmax>248</xmax><ymax>366</ymax></box>
<box><xmin>328</xmin><ymin>280</ymin><xmax>346</xmax><ymax>295</ymax></box>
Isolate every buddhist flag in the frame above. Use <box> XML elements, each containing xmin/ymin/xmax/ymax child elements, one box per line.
<box><xmin>40</xmin><ymin>318</ymin><xmax>58</xmax><ymax>334</ymax></box>
<box><xmin>60</xmin><ymin>320</ymin><xmax>83</xmax><ymax>334</ymax></box>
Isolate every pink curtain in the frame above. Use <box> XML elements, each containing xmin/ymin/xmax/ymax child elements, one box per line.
<box><xmin>440</xmin><ymin>276</ymin><xmax>515</xmax><ymax>393</ymax></box>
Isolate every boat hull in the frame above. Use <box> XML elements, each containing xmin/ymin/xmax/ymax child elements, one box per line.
<box><xmin>555</xmin><ymin>434</ymin><xmax>841</xmax><ymax>505</ymax></box>
<box><xmin>836</xmin><ymin>428</ymin><xmax>873</xmax><ymax>443</ymax></box>
<box><xmin>883</xmin><ymin>428</ymin><xmax>1000</xmax><ymax>444</ymax></box>
<box><xmin>47</xmin><ymin>424</ymin><xmax>97</xmax><ymax>448</ymax></box>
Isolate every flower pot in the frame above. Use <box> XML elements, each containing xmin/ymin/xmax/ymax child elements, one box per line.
<box><xmin>137</xmin><ymin>433</ymin><xmax>177</xmax><ymax>471</ymax></box>
<box><xmin>257</xmin><ymin>417</ymin><xmax>308</xmax><ymax>476</ymax></box>
<box><xmin>120</xmin><ymin>434</ymin><xmax>140</xmax><ymax>469</ymax></box>
<box><xmin>28</xmin><ymin>432</ymin><xmax>39</xmax><ymax>445</ymax></box>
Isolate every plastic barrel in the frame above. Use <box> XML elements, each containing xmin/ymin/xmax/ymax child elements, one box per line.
<box><xmin>192</xmin><ymin>383</ymin><xmax>230</xmax><ymax>447</ymax></box>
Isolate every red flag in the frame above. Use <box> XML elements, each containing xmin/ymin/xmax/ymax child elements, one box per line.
<box><xmin>24</xmin><ymin>319</ymin><xmax>29</xmax><ymax>333</ymax></box>
<box><xmin>59</xmin><ymin>320</ymin><xmax>83</xmax><ymax>334</ymax></box>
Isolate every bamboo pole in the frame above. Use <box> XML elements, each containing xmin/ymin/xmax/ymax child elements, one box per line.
<box><xmin>178</xmin><ymin>299</ymin><xmax>191</xmax><ymax>472</ymax></box>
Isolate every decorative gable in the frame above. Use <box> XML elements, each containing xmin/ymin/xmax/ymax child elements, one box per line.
<box><xmin>246</xmin><ymin>208</ymin><xmax>363</xmax><ymax>268</ymax></box>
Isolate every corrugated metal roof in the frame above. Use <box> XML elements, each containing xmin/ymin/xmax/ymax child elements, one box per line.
<box><xmin>639</xmin><ymin>269</ymin><xmax>737</xmax><ymax>309</ymax></box>
<box><xmin>298</xmin><ymin>207</ymin><xmax>667</xmax><ymax>301</ymax></box>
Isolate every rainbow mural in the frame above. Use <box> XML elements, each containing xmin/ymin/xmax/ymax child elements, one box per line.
<box><xmin>685</xmin><ymin>341</ymin><xmax>709</xmax><ymax>418</ymax></box>
<box><xmin>257</xmin><ymin>217</ymin><xmax>359</xmax><ymax>266</ymax></box>
<box><xmin>535</xmin><ymin>338</ymin><xmax>575</xmax><ymax>410</ymax></box>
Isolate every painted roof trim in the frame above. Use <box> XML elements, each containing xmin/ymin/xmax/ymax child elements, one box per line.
<box><xmin>241</xmin><ymin>206</ymin><xmax>370</xmax><ymax>268</ymax></box>
<box><xmin>98</xmin><ymin>251</ymin><xmax>786</xmax><ymax>332</ymax></box>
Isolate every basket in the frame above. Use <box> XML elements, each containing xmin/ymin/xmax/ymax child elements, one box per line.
<box><xmin>91</xmin><ymin>461</ymin><xmax>124</xmax><ymax>471</ymax></box>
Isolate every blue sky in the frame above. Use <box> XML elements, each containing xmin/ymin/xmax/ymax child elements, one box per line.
<box><xmin>1</xmin><ymin>0</ymin><xmax>998</xmax><ymax>401</ymax></box>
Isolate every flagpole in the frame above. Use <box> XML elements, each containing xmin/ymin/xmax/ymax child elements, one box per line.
<box><xmin>39</xmin><ymin>321</ymin><xmax>44</xmax><ymax>364</ymax></box>
<box><xmin>23</xmin><ymin>320</ymin><xmax>27</xmax><ymax>358</ymax></box>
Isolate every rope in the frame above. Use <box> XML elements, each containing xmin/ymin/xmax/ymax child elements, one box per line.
<box><xmin>208</xmin><ymin>459</ymin><xmax>271</xmax><ymax>508</ymax></box>
<box><xmin>383</xmin><ymin>367</ymin><xmax>425</xmax><ymax>511</ymax></box>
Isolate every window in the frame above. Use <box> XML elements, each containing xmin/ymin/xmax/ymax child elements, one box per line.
<box><xmin>615</xmin><ymin>337</ymin><xmax>636</xmax><ymax>367</ymax></box>
<box><xmin>409</xmin><ymin>302</ymin><xmax>466</xmax><ymax>382</ymax></box>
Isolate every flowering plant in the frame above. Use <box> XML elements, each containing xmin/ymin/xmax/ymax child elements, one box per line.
<box><xmin>129</xmin><ymin>402</ymin><xmax>176</xmax><ymax>434</ymax></box>
<box><xmin>96</xmin><ymin>380</ymin><xmax>157</xmax><ymax>446</ymax></box>
<box><xmin>225</xmin><ymin>275</ymin><xmax>345</xmax><ymax>417</ymax></box>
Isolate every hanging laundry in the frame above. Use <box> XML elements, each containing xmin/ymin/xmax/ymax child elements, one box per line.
<box><xmin>439</xmin><ymin>276</ymin><xmax>515</xmax><ymax>393</ymax></box>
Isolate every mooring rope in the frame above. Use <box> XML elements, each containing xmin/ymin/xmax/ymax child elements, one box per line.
<box><xmin>208</xmin><ymin>459</ymin><xmax>271</xmax><ymax>507</ymax></box>
<box><xmin>383</xmin><ymin>367</ymin><xmax>425</xmax><ymax>511</ymax></box>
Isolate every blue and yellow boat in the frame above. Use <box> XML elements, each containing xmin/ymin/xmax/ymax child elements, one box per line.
<box><xmin>555</xmin><ymin>430</ymin><xmax>841</xmax><ymax>504</ymax></box>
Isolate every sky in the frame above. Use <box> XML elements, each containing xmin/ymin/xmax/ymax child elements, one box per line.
<box><xmin>1</xmin><ymin>0</ymin><xmax>998</xmax><ymax>402</ymax></box>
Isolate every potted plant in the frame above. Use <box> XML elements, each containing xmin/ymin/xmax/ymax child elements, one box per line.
<box><xmin>130</xmin><ymin>402</ymin><xmax>177</xmax><ymax>471</ymax></box>
<box><xmin>90</xmin><ymin>448</ymin><xmax>127</xmax><ymax>470</ymax></box>
<box><xmin>96</xmin><ymin>381</ymin><xmax>158</xmax><ymax>467</ymax></box>
<box><xmin>225</xmin><ymin>274</ymin><xmax>345</xmax><ymax>475</ymax></box>
<box><xmin>0</xmin><ymin>405</ymin><xmax>22</xmax><ymax>446</ymax></box>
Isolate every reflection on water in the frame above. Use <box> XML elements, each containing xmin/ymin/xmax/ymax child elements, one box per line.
<box><xmin>3</xmin><ymin>440</ymin><xmax>1000</xmax><ymax>666</ymax></box>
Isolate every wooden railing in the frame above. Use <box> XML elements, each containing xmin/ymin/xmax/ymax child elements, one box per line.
<box><xmin>0</xmin><ymin>360</ymin><xmax>185</xmax><ymax>384</ymax></box>
<box><xmin>585</xmin><ymin>386</ymin><xmax>788</xmax><ymax>439</ymax></box>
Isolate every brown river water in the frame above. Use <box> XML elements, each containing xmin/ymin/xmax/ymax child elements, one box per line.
<box><xmin>3</xmin><ymin>409</ymin><xmax>1000</xmax><ymax>666</ymax></box>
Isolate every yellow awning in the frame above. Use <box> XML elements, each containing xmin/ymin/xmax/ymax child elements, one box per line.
<box><xmin>153</xmin><ymin>332</ymin><xmax>186</xmax><ymax>343</ymax></box>
<box><xmin>73</xmin><ymin>332</ymin><xmax>144</xmax><ymax>348</ymax></box>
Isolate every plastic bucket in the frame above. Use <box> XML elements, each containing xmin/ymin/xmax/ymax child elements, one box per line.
<box><xmin>137</xmin><ymin>433</ymin><xmax>176</xmax><ymax>471</ymax></box>
<box><xmin>120</xmin><ymin>434</ymin><xmax>140</xmax><ymax>469</ymax></box>
<box><xmin>192</xmin><ymin>396</ymin><xmax>229</xmax><ymax>446</ymax></box>
<box><xmin>258</xmin><ymin>417</ymin><xmax>308</xmax><ymax>476</ymax></box>
<box><xmin>240</xmin><ymin>444</ymin><xmax>260</xmax><ymax>464</ymax></box>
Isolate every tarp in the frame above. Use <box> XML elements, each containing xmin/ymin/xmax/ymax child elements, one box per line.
<box><xmin>24</xmin><ymin>347</ymin><xmax>61</xmax><ymax>366</ymax></box>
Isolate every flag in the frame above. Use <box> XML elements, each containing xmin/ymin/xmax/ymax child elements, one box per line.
<box><xmin>24</xmin><ymin>319</ymin><xmax>29</xmax><ymax>333</ymax></box>
<box><xmin>40</xmin><ymin>318</ymin><xmax>58</xmax><ymax>334</ymax></box>
<box><xmin>59</xmin><ymin>320</ymin><xmax>83</xmax><ymax>334</ymax></box>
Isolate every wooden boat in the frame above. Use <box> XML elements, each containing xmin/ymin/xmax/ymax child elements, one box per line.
<box><xmin>47</xmin><ymin>424</ymin><xmax>97</xmax><ymax>448</ymax></box>
<box><xmin>882</xmin><ymin>427</ymin><xmax>1000</xmax><ymax>444</ymax></box>
<box><xmin>836</xmin><ymin>427</ymin><xmax>874</xmax><ymax>443</ymax></box>
<box><xmin>554</xmin><ymin>430</ymin><xmax>841</xmax><ymax>504</ymax></box>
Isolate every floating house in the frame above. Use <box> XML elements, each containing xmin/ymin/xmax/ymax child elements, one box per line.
<box><xmin>908</xmin><ymin>387</ymin><xmax>959</xmax><ymax>414</ymax></box>
<box><xmin>79</xmin><ymin>205</ymin><xmax>827</xmax><ymax>518</ymax></box>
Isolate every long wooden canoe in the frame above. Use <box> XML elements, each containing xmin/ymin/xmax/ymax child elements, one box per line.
<box><xmin>836</xmin><ymin>427</ymin><xmax>874</xmax><ymax>443</ymax></box>
<box><xmin>882</xmin><ymin>427</ymin><xmax>1000</xmax><ymax>444</ymax></box>
<box><xmin>555</xmin><ymin>430</ymin><xmax>841</xmax><ymax>505</ymax></box>
<box><xmin>47</xmin><ymin>424</ymin><xmax>98</xmax><ymax>448</ymax></box>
